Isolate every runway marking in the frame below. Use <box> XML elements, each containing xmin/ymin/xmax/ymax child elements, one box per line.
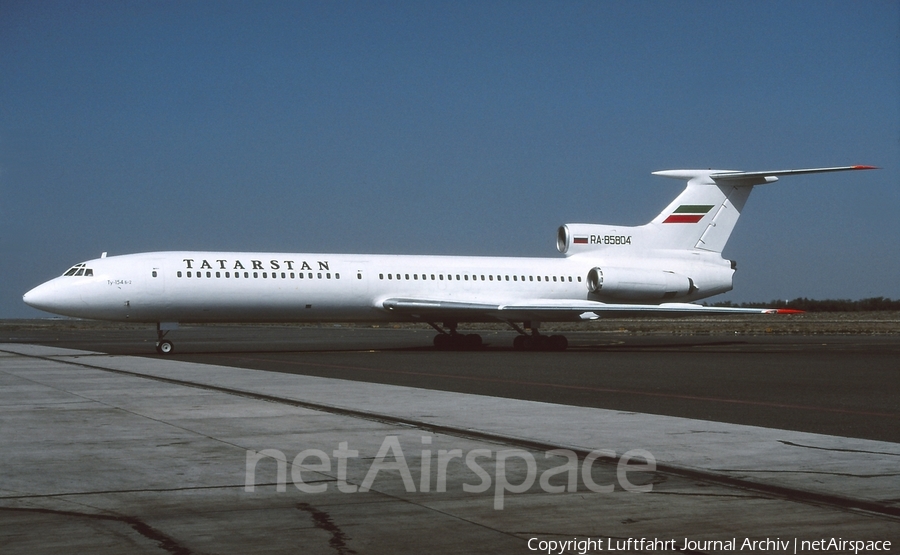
<box><xmin>226</xmin><ymin>355</ymin><xmax>900</xmax><ymax>420</ymax></box>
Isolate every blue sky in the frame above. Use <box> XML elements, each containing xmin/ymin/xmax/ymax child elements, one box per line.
<box><xmin>2</xmin><ymin>1</ymin><xmax>898</xmax><ymax>317</ymax></box>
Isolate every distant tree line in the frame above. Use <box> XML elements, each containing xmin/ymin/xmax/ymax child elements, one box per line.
<box><xmin>708</xmin><ymin>297</ymin><xmax>900</xmax><ymax>312</ymax></box>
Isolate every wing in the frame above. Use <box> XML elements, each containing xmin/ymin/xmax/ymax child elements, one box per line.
<box><xmin>381</xmin><ymin>297</ymin><xmax>794</xmax><ymax>322</ymax></box>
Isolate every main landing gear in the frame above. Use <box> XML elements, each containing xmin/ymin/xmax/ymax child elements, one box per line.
<box><xmin>427</xmin><ymin>320</ymin><xmax>569</xmax><ymax>351</ymax></box>
<box><xmin>428</xmin><ymin>321</ymin><xmax>483</xmax><ymax>351</ymax></box>
<box><xmin>509</xmin><ymin>321</ymin><xmax>568</xmax><ymax>352</ymax></box>
<box><xmin>155</xmin><ymin>322</ymin><xmax>176</xmax><ymax>355</ymax></box>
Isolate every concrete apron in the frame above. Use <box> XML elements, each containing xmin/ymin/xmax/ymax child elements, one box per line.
<box><xmin>1</xmin><ymin>344</ymin><xmax>897</xmax><ymax>555</ymax></box>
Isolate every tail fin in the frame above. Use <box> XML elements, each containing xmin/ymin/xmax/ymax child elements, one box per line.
<box><xmin>648</xmin><ymin>169</ymin><xmax>761</xmax><ymax>252</ymax></box>
<box><xmin>650</xmin><ymin>166</ymin><xmax>876</xmax><ymax>253</ymax></box>
<box><xmin>558</xmin><ymin>166</ymin><xmax>876</xmax><ymax>256</ymax></box>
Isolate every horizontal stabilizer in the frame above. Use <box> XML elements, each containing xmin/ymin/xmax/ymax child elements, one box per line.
<box><xmin>710</xmin><ymin>165</ymin><xmax>877</xmax><ymax>181</ymax></box>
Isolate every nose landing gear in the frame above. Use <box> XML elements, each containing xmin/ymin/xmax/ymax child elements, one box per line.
<box><xmin>155</xmin><ymin>322</ymin><xmax>178</xmax><ymax>355</ymax></box>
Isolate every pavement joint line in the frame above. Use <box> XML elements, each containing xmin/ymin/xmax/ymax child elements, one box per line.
<box><xmin>4</xmin><ymin>346</ymin><xmax>900</xmax><ymax>522</ymax></box>
<box><xmin>0</xmin><ymin>483</ymin><xmax>280</xmax><ymax>501</ymax></box>
<box><xmin>0</xmin><ymin>506</ymin><xmax>193</xmax><ymax>555</ymax></box>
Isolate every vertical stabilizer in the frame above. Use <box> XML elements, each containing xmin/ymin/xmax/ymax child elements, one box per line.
<box><xmin>557</xmin><ymin>166</ymin><xmax>875</xmax><ymax>256</ymax></box>
<box><xmin>648</xmin><ymin>170</ymin><xmax>767</xmax><ymax>252</ymax></box>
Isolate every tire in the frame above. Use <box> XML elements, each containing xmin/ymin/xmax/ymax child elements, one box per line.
<box><xmin>156</xmin><ymin>340</ymin><xmax>174</xmax><ymax>355</ymax></box>
<box><xmin>433</xmin><ymin>334</ymin><xmax>451</xmax><ymax>349</ymax></box>
<box><xmin>513</xmin><ymin>335</ymin><xmax>526</xmax><ymax>350</ymax></box>
<box><xmin>548</xmin><ymin>335</ymin><xmax>568</xmax><ymax>351</ymax></box>
<box><xmin>464</xmin><ymin>334</ymin><xmax>483</xmax><ymax>349</ymax></box>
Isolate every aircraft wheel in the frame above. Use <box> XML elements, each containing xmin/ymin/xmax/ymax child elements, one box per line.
<box><xmin>156</xmin><ymin>340</ymin><xmax>174</xmax><ymax>355</ymax></box>
<box><xmin>464</xmin><ymin>334</ymin><xmax>483</xmax><ymax>349</ymax></box>
<box><xmin>513</xmin><ymin>335</ymin><xmax>527</xmax><ymax>350</ymax></box>
<box><xmin>548</xmin><ymin>335</ymin><xmax>568</xmax><ymax>351</ymax></box>
<box><xmin>433</xmin><ymin>334</ymin><xmax>450</xmax><ymax>349</ymax></box>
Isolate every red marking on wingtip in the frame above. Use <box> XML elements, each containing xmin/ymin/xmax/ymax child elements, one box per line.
<box><xmin>852</xmin><ymin>165</ymin><xmax>878</xmax><ymax>170</ymax></box>
<box><xmin>775</xmin><ymin>309</ymin><xmax>805</xmax><ymax>315</ymax></box>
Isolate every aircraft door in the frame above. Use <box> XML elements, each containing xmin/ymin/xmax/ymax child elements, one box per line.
<box><xmin>147</xmin><ymin>258</ymin><xmax>166</xmax><ymax>296</ymax></box>
<box><xmin>350</xmin><ymin>262</ymin><xmax>369</xmax><ymax>302</ymax></box>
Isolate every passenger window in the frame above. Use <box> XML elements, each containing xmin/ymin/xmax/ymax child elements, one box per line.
<box><xmin>336</xmin><ymin>273</ymin><xmax>340</xmax><ymax>279</ymax></box>
<box><xmin>216</xmin><ymin>272</ymin><xmax>220</xmax><ymax>278</ymax></box>
<box><xmin>177</xmin><ymin>271</ymin><xmax>182</xmax><ymax>278</ymax></box>
<box><xmin>152</xmin><ymin>271</ymin><xmax>158</xmax><ymax>278</ymax></box>
<box><xmin>317</xmin><ymin>273</ymin><xmax>322</xmax><ymax>279</ymax></box>
<box><xmin>326</xmin><ymin>273</ymin><xmax>331</xmax><ymax>279</ymax></box>
<box><xmin>254</xmin><ymin>272</ymin><xmax>258</xmax><ymax>278</ymax></box>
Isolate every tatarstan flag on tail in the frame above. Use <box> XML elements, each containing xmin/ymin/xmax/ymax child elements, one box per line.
<box><xmin>663</xmin><ymin>204</ymin><xmax>714</xmax><ymax>224</ymax></box>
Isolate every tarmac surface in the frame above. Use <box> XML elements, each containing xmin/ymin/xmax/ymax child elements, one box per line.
<box><xmin>1</xmin><ymin>319</ymin><xmax>899</xmax><ymax>553</ymax></box>
<box><xmin>4</xmin><ymin>320</ymin><xmax>898</xmax><ymax>442</ymax></box>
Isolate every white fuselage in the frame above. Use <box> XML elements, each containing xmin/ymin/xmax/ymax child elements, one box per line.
<box><xmin>23</xmin><ymin>250</ymin><xmax>734</xmax><ymax>324</ymax></box>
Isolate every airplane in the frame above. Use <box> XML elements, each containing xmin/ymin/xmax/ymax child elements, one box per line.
<box><xmin>23</xmin><ymin>165</ymin><xmax>876</xmax><ymax>353</ymax></box>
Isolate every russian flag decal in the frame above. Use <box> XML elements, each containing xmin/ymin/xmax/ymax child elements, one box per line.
<box><xmin>663</xmin><ymin>204</ymin><xmax>714</xmax><ymax>223</ymax></box>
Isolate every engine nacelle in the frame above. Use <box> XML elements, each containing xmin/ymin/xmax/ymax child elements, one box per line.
<box><xmin>586</xmin><ymin>266</ymin><xmax>696</xmax><ymax>301</ymax></box>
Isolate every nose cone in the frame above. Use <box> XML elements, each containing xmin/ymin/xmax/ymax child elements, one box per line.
<box><xmin>23</xmin><ymin>279</ymin><xmax>77</xmax><ymax>315</ymax></box>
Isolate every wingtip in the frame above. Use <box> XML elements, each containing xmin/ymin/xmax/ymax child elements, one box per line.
<box><xmin>851</xmin><ymin>165</ymin><xmax>879</xmax><ymax>170</ymax></box>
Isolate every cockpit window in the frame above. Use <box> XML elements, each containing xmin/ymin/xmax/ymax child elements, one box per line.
<box><xmin>63</xmin><ymin>263</ymin><xmax>93</xmax><ymax>277</ymax></box>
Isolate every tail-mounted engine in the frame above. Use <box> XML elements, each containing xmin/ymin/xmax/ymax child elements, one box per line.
<box><xmin>557</xmin><ymin>224</ymin><xmax>639</xmax><ymax>256</ymax></box>
<box><xmin>586</xmin><ymin>266</ymin><xmax>697</xmax><ymax>301</ymax></box>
